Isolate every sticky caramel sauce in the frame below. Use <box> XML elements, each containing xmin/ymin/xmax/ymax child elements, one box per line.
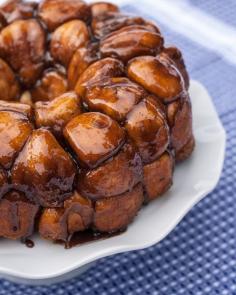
<box><xmin>21</xmin><ymin>229</ymin><xmax>125</xmax><ymax>249</ymax></box>
<box><xmin>64</xmin><ymin>229</ymin><xmax>125</xmax><ymax>249</ymax></box>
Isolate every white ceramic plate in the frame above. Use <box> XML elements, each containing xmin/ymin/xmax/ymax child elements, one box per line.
<box><xmin>0</xmin><ymin>81</ymin><xmax>226</xmax><ymax>285</ymax></box>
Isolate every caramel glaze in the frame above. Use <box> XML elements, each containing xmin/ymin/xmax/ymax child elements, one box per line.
<box><xmin>75</xmin><ymin>57</ymin><xmax>125</xmax><ymax>98</ymax></box>
<box><xmin>77</xmin><ymin>142</ymin><xmax>143</xmax><ymax>199</ymax></box>
<box><xmin>0</xmin><ymin>0</ymin><xmax>37</xmax><ymax>24</ymax></box>
<box><xmin>50</xmin><ymin>19</ymin><xmax>90</xmax><ymax>67</ymax></box>
<box><xmin>125</xmin><ymin>96</ymin><xmax>170</xmax><ymax>164</ymax></box>
<box><xmin>0</xmin><ymin>0</ymin><xmax>194</xmax><ymax>245</ymax></box>
<box><xmin>38</xmin><ymin>0</ymin><xmax>91</xmax><ymax>32</ymax></box>
<box><xmin>11</xmin><ymin>128</ymin><xmax>77</xmax><ymax>207</ymax></box>
<box><xmin>35</xmin><ymin>91</ymin><xmax>82</xmax><ymax>137</ymax></box>
<box><xmin>0</xmin><ymin>19</ymin><xmax>46</xmax><ymax>87</ymax></box>
<box><xmin>162</xmin><ymin>46</ymin><xmax>190</xmax><ymax>90</ymax></box>
<box><xmin>31</xmin><ymin>69</ymin><xmax>68</xmax><ymax>102</ymax></box>
<box><xmin>23</xmin><ymin>238</ymin><xmax>35</xmax><ymax>248</ymax></box>
<box><xmin>64</xmin><ymin>112</ymin><xmax>126</xmax><ymax>169</ymax></box>
<box><xmin>0</xmin><ymin>110</ymin><xmax>33</xmax><ymax>170</ymax></box>
<box><xmin>83</xmin><ymin>77</ymin><xmax>147</xmax><ymax>122</ymax></box>
<box><xmin>68</xmin><ymin>42</ymin><xmax>100</xmax><ymax>90</ymax></box>
<box><xmin>0</xmin><ymin>58</ymin><xmax>20</xmax><ymax>101</ymax></box>
<box><xmin>0</xmin><ymin>100</ymin><xmax>33</xmax><ymax>119</ymax></box>
<box><xmin>127</xmin><ymin>55</ymin><xmax>185</xmax><ymax>103</ymax></box>
<box><xmin>100</xmin><ymin>25</ymin><xmax>164</xmax><ymax>63</ymax></box>
<box><xmin>92</xmin><ymin>11</ymin><xmax>154</xmax><ymax>39</ymax></box>
<box><xmin>64</xmin><ymin>230</ymin><xmax>124</xmax><ymax>249</ymax></box>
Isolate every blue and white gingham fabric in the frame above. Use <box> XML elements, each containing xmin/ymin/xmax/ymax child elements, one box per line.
<box><xmin>0</xmin><ymin>0</ymin><xmax>236</xmax><ymax>294</ymax></box>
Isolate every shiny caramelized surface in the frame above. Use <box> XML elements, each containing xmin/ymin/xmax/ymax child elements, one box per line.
<box><xmin>0</xmin><ymin>0</ymin><xmax>194</xmax><ymax>242</ymax></box>
<box><xmin>100</xmin><ymin>26</ymin><xmax>163</xmax><ymax>62</ymax></box>
<box><xmin>50</xmin><ymin>19</ymin><xmax>90</xmax><ymax>66</ymax></box>
<box><xmin>125</xmin><ymin>96</ymin><xmax>170</xmax><ymax>163</ymax></box>
<box><xmin>11</xmin><ymin>128</ymin><xmax>76</xmax><ymax>207</ymax></box>
<box><xmin>64</xmin><ymin>112</ymin><xmax>125</xmax><ymax>168</ymax></box>
<box><xmin>0</xmin><ymin>19</ymin><xmax>46</xmax><ymax>86</ymax></box>
<box><xmin>75</xmin><ymin>57</ymin><xmax>124</xmax><ymax>97</ymax></box>
<box><xmin>31</xmin><ymin>70</ymin><xmax>68</xmax><ymax>102</ymax></box>
<box><xmin>35</xmin><ymin>91</ymin><xmax>81</xmax><ymax>136</ymax></box>
<box><xmin>68</xmin><ymin>43</ymin><xmax>99</xmax><ymax>89</ymax></box>
<box><xmin>84</xmin><ymin>77</ymin><xmax>146</xmax><ymax>121</ymax></box>
<box><xmin>77</xmin><ymin>143</ymin><xmax>142</xmax><ymax>199</ymax></box>
<box><xmin>38</xmin><ymin>0</ymin><xmax>91</xmax><ymax>32</ymax></box>
<box><xmin>0</xmin><ymin>58</ymin><xmax>20</xmax><ymax>100</ymax></box>
<box><xmin>0</xmin><ymin>0</ymin><xmax>36</xmax><ymax>24</ymax></box>
<box><xmin>0</xmin><ymin>111</ymin><xmax>32</xmax><ymax>169</ymax></box>
<box><xmin>92</xmin><ymin>12</ymin><xmax>146</xmax><ymax>39</ymax></box>
<box><xmin>127</xmin><ymin>55</ymin><xmax>184</xmax><ymax>102</ymax></box>
<box><xmin>0</xmin><ymin>100</ymin><xmax>32</xmax><ymax>118</ymax></box>
<box><xmin>100</xmin><ymin>25</ymin><xmax>164</xmax><ymax>62</ymax></box>
<box><xmin>90</xmin><ymin>2</ymin><xmax>119</xmax><ymax>18</ymax></box>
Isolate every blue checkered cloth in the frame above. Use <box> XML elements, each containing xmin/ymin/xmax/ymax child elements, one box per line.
<box><xmin>1</xmin><ymin>0</ymin><xmax>236</xmax><ymax>294</ymax></box>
